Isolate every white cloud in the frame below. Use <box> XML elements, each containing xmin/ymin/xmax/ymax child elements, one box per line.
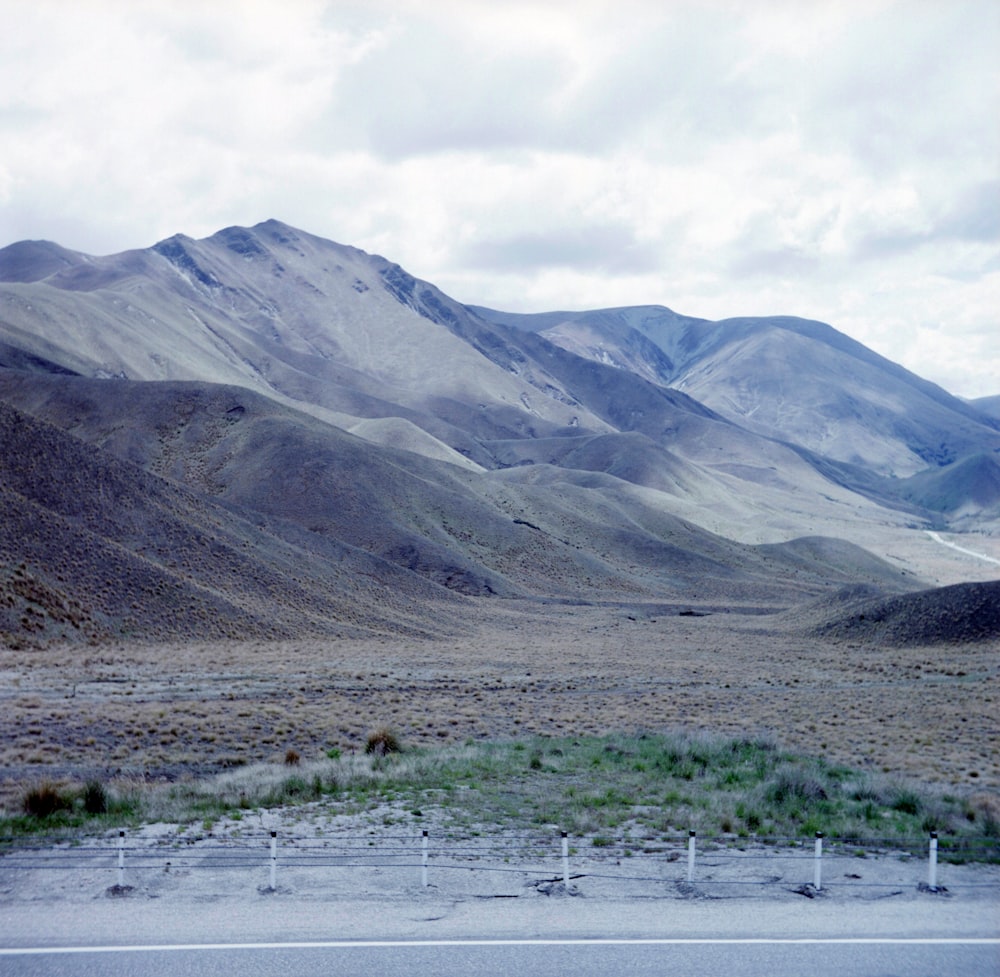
<box><xmin>0</xmin><ymin>0</ymin><xmax>997</xmax><ymax>396</ymax></box>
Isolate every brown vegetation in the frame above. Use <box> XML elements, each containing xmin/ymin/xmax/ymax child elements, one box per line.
<box><xmin>0</xmin><ymin>602</ymin><xmax>996</xmax><ymax>812</ymax></box>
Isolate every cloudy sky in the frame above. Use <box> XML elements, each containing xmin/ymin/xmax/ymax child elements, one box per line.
<box><xmin>2</xmin><ymin>0</ymin><xmax>998</xmax><ymax>397</ymax></box>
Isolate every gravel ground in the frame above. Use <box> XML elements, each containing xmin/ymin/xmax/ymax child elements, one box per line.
<box><xmin>2</xmin><ymin>812</ymin><xmax>998</xmax><ymax>948</ymax></box>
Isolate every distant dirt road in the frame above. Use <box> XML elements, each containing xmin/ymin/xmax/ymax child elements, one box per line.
<box><xmin>926</xmin><ymin>531</ymin><xmax>1000</xmax><ymax>568</ymax></box>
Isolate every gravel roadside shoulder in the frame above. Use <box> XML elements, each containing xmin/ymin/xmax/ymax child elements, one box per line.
<box><xmin>2</xmin><ymin>820</ymin><xmax>998</xmax><ymax>948</ymax></box>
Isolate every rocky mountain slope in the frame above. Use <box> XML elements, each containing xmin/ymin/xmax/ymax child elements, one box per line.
<box><xmin>1</xmin><ymin>220</ymin><xmax>997</xmax><ymax>647</ymax></box>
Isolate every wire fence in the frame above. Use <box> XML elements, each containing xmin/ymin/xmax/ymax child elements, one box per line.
<box><xmin>2</xmin><ymin>828</ymin><xmax>998</xmax><ymax>899</ymax></box>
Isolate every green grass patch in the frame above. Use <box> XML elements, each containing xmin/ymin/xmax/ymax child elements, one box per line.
<box><xmin>2</xmin><ymin>731</ymin><xmax>997</xmax><ymax>859</ymax></box>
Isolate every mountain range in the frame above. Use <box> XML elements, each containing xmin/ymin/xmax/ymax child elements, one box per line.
<box><xmin>1</xmin><ymin>219</ymin><xmax>998</xmax><ymax>648</ymax></box>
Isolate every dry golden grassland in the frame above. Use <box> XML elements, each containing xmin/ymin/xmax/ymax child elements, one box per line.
<box><xmin>1</xmin><ymin>601</ymin><xmax>997</xmax><ymax>810</ymax></box>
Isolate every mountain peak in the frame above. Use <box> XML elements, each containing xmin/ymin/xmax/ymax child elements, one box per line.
<box><xmin>0</xmin><ymin>239</ymin><xmax>86</xmax><ymax>283</ymax></box>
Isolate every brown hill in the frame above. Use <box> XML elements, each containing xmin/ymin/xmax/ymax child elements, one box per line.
<box><xmin>806</xmin><ymin>579</ymin><xmax>1000</xmax><ymax>646</ymax></box>
<box><xmin>0</xmin><ymin>399</ymin><xmax>465</xmax><ymax>648</ymax></box>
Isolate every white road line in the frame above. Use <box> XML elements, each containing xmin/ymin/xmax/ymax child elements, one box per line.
<box><xmin>3</xmin><ymin>938</ymin><xmax>999</xmax><ymax>955</ymax></box>
<box><xmin>926</xmin><ymin>530</ymin><xmax>1000</xmax><ymax>567</ymax></box>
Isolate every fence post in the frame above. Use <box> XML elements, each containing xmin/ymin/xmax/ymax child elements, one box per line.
<box><xmin>928</xmin><ymin>831</ymin><xmax>938</xmax><ymax>889</ymax></box>
<box><xmin>561</xmin><ymin>831</ymin><xmax>570</xmax><ymax>888</ymax></box>
<box><xmin>118</xmin><ymin>830</ymin><xmax>125</xmax><ymax>888</ymax></box>
<box><xmin>813</xmin><ymin>832</ymin><xmax>823</xmax><ymax>891</ymax></box>
<box><xmin>687</xmin><ymin>830</ymin><xmax>696</xmax><ymax>883</ymax></box>
<box><xmin>422</xmin><ymin>830</ymin><xmax>429</xmax><ymax>888</ymax></box>
<box><xmin>269</xmin><ymin>830</ymin><xmax>277</xmax><ymax>890</ymax></box>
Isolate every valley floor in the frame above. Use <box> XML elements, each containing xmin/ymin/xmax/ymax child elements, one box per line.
<box><xmin>1</xmin><ymin>599</ymin><xmax>997</xmax><ymax>810</ymax></box>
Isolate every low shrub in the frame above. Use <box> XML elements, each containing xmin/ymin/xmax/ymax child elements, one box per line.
<box><xmin>22</xmin><ymin>783</ymin><xmax>73</xmax><ymax>818</ymax></box>
<box><xmin>82</xmin><ymin>780</ymin><xmax>108</xmax><ymax>815</ymax></box>
<box><xmin>765</xmin><ymin>767</ymin><xmax>828</xmax><ymax>807</ymax></box>
<box><xmin>890</xmin><ymin>789</ymin><xmax>922</xmax><ymax>816</ymax></box>
<box><xmin>735</xmin><ymin>803</ymin><xmax>762</xmax><ymax>831</ymax></box>
<box><xmin>262</xmin><ymin>775</ymin><xmax>319</xmax><ymax>806</ymax></box>
<box><xmin>365</xmin><ymin>727</ymin><xmax>401</xmax><ymax>757</ymax></box>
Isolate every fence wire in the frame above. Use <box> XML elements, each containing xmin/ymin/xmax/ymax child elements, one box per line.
<box><xmin>1</xmin><ymin>830</ymin><xmax>998</xmax><ymax>894</ymax></box>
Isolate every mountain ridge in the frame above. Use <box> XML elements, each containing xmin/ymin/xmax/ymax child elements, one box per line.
<box><xmin>471</xmin><ymin>304</ymin><xmax>1000</xmax><ymax>477</ymax></box>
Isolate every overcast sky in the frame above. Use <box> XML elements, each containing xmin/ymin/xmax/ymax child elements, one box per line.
<box><xmin>2</xmin><ymin>0</ymin><xmax>998</xmax><ymax>398</ymax></box>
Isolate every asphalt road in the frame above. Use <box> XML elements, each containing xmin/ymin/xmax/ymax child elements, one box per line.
<box><xmin>2</xmin><ymin>939</ymin><xmax>998</xmax><ymax>977</ymax></box>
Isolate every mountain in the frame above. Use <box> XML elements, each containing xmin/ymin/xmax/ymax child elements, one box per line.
<box><xmin>473</xmin><ymin>306</ymin><xmax>1000</xmax><ymax>479</ymax></box>
<box><xmin>1</xmin><ymin>220</ymin><xmax>996</xmax><ymax>647</ymax></box>
<box><xmin>893</xmin><ymin>453</ymin><xmax>1000</xmax><ymax>525</ymax></box>
<box><xmin>0</xmin><ymin>369</ymin><xmax>918</xmax><ymax>644</ymax></box>
<box><xmin>972</xmin><ymin>395</ymin><xmax>1000</xmax><ymax>422</ymax></box>
<box><xmin>0</xmin><ymin>223</ymin><xmax>595</xmax><ymax>454</ymax></box>
<box><xmin>0</xmin><ymin>221</ymin><xmax>959</xmax><ymax>544</ymax></box>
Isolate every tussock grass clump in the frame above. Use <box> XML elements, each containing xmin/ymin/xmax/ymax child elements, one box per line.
<box><xmin>22</xmin><ymin>782</ymin><xmax>74</xmax><ymax>819</ymax></box>
<box><xmin>765</xmin><ymin>767</ymin><xmax>829</xmax><ymax>806</ymax></box>
<box><xmin>965</xmin><ymin>794</ymin><xmax>1000</xmax><ymax>837</ymax></box>
<box><xmin>365</xmin><ymin>727</ymin><xmax>401</xmax><ymax>757</ymax></box>
<box><xmin>82</xmin><ymin>780</ymin><xmax>109</xmax><ymax>815</ymax></box>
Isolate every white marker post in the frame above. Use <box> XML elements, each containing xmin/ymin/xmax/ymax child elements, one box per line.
<box><xmin>118</xmin><ymin>830</ymin><xmax>125</xmax><ymax>888</ymax></box>
<box><xmin>687</xmin><ymin>830</ymin><xmax>696</xmax><ymax>883</ymax></box>
<box><xmin>928</xmin><ymin>832</ymin><xmax>938</xmax><ymax>890</ymax></box>
<box><xmin>269</xmin><ymin>830</ymin><xmax>277</xmax><ymax>890</ymax></box>
<box><xmin>814</xmin><ymin>832</ymin><xmax>823</xmax><ymax>891</ymax></box>
<box><xmin>561</xmin><ymin>831</ymin><xmax>570</xmax><ymax>888</ymax></box>
<box><xmin>422</xmin><ymin>830</ymin><xmax>429</xmax><ymax>888</ymax></box>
